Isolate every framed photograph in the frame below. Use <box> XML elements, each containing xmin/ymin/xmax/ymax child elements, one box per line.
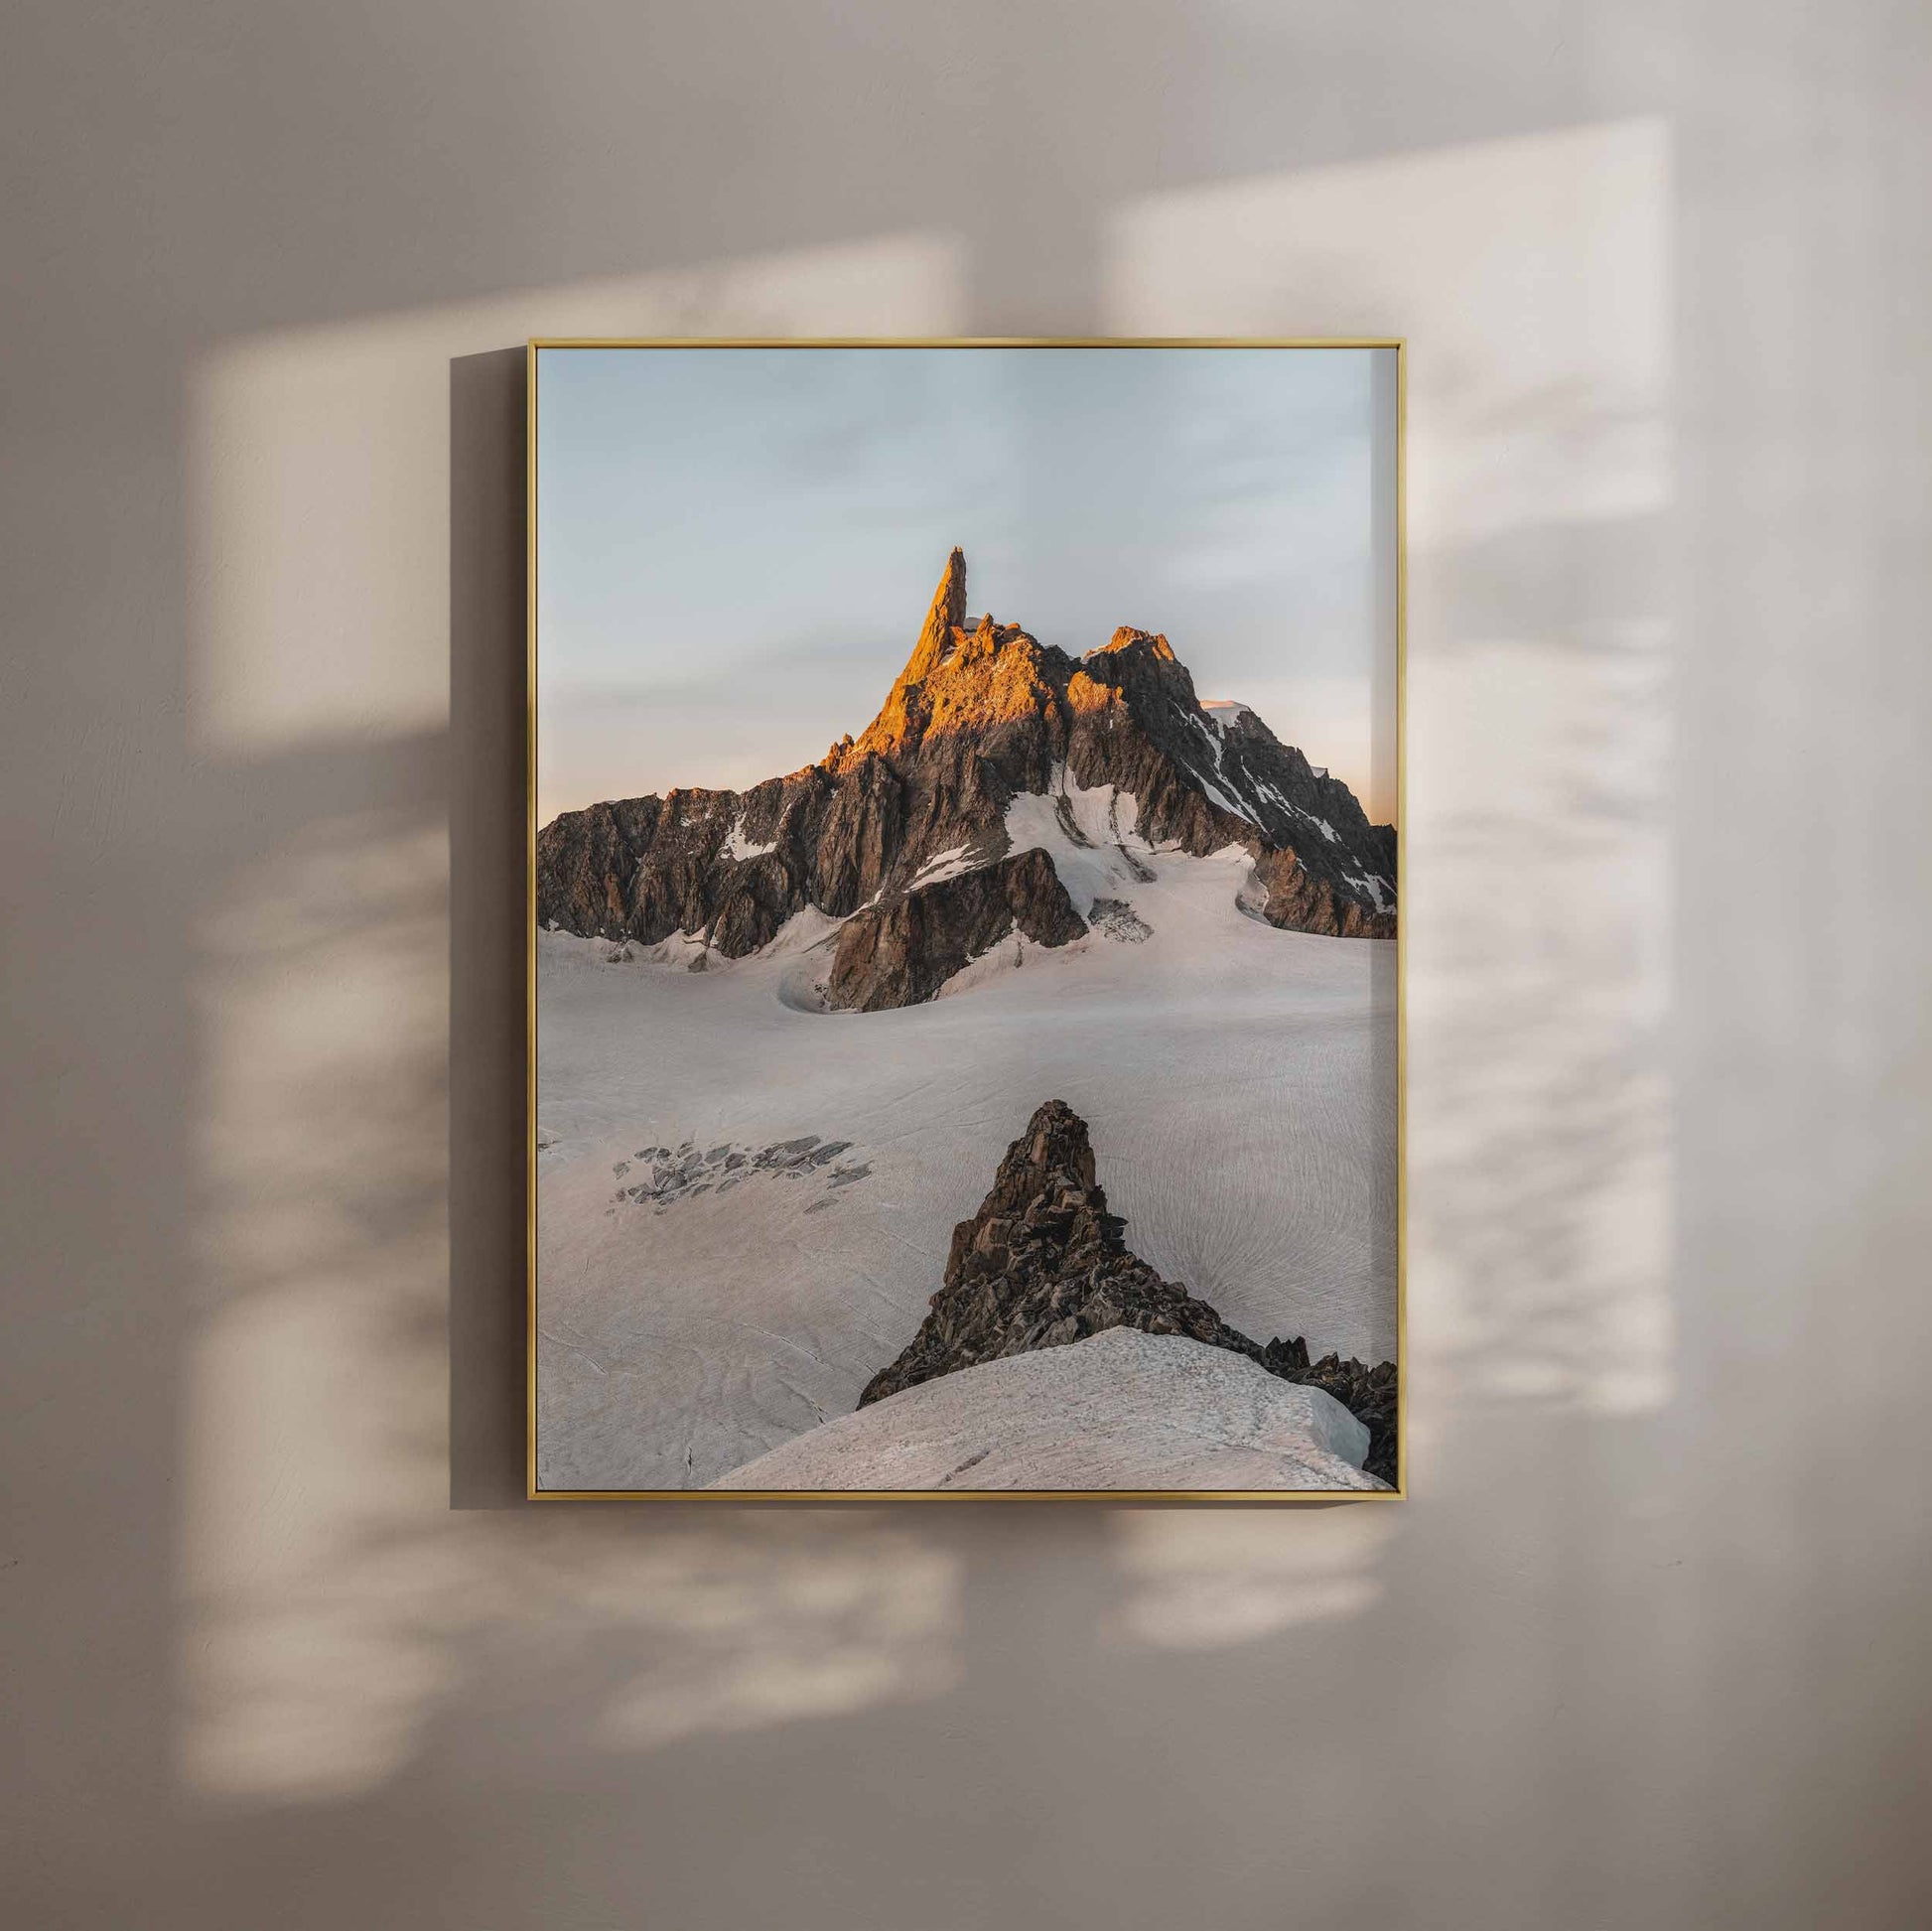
<box><xmin>528</xmin><ymin>339</ymin><xmax>1404</xmax><ymax>1498</ymax></box>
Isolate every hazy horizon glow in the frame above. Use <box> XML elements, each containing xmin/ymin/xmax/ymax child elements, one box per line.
<box><xmin>536</xmin><ymin>346</ymin><xmax>1395</xmax><ymax>825</ymax></box>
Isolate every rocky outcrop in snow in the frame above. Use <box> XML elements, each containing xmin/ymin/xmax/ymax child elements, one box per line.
<box><xmin>826</xmin><ymin>848</ymin><xmax>1087</xmax><ymax>1012</ymax></box>
<box><xmin>534</xmin><ymin>549</ymin><xmax>1396</xmax><ymax>1007</ymax></box>
<box><xmin>714</xmin><ymin>1328</ymin><xmax>1387</xmax><ymax>1491</ymax></box>
<box><xmin>1255</xmin><ymin>1335</ymin><xmax>1399</xmax><ymax>1486</ymax></box>
<box><xmin>860</xmin><ymin>1098</ymin><xmax>1262</xmax><ymax>1402</ymax></box>
<box><xmin>860</xmin><ymin>1098</ymin><xmax>1400</xmax><ymax>1483</ymax></box>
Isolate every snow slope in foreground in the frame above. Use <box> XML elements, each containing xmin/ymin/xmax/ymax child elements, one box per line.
<box><xmin>709</xmin><ymin>1330</ymin><xmax>1388</xmax><ymax>1492</ymax></box>
<box><xmin>536</xmin><ymin>780</ymin><xmax>1396</xmax><ymax>1490</ymax></box>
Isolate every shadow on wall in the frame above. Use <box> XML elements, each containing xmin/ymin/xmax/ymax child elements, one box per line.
<box><xmin>1106</xmin><ymin>122</ymin><xmax>1675</xmax><ymax>1422</ymax></box>
<box><xmin>133</xmin><ymin>110</ymin><xmax>1720</xmax><ymax>1931</ymax></box>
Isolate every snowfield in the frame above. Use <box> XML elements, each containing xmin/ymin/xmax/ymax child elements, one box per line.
<box><xmin>536</xmin><ymin>773</ymin><xmax>1397</xmax><ymax>1491</ymax></box>
<box><xmin>709</xmin><ymin>1329</ymin><xmax>1388</xmax><ymax>1491</ymax></box>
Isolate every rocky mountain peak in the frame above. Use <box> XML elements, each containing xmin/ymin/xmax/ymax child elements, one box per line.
<box><xmin>957</xmin><ymin>1097</ymin><xmax>1116</xmax><ymax>1268</ymax></box>
<box><xmin>535</xmin><ymin>546</ymin><xmax>1397</xmax><ymax>1009</ymax></box>
<box><xmin>902</xmin><ymin>544</ymin><xmax>967</xmax><ymax>686</ymax></box>
<box><xmin>844</xmin><ymin>546</ymin><xmax>978</xmax><ymax>761</ymax></box>
<box><xmin>1091</xmin><ymin>624</ymin><xmax>1176</xmax><ymax>662</ymax></box>
<box><xmin>855</xmin><ymin>1097</ymin><xmax>1399</xmax><ymax>1482</ymax></box>
<box><xmin>850</xmin><ymin>547</ymin><xmax>1067</xmax><ymax>764</ymax></box>
<box><xmin>857</xmin><ymin>1097</ymin><xmax>1250</xmax><ymax>1407</ymax></box>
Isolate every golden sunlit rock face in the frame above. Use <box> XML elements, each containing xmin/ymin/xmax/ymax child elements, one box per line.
<box><xmin>534</xmin><ymin>547</ymin><xmax>1397</xmax><ymax>1008</ymax></box>
<box><xmin>846</xmin><ymin>550</ymin><xmax>1066</xmax><ymax>767</ymax></box>
<box><xmin>898</xmin><ymin>544</ymin><xmax>967</xmax><ymax>686</ymax></box>
<box><xmin>1093</xmin><ymin>624</ymin><xmax>1176</xmax><ymax>661</ymax></box>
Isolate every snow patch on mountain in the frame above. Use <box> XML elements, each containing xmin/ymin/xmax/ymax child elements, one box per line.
<box><xmin>1172</xmin><ymin>714</ymin><xmax>1275</xmax><ymax>831</ymax></box>
<box><xmin>723</xmin><ymin>816</ymin><xmax>777</xmax><ymax>862</ymax></box>
<box><xmin>908</xmin><ymin>844</ymin><xmax>975</xmax><ymax>888</ymax></box>
<box><xmin>761</xmin><ymin>905</ymin><xmax>846</xmax><ymax>957</ymax></box>
<box><xmin>1004</xmin><ymin>768</ymin><xmax>1159</xmax><ymax>917</ymax></box>
<box><xmin>930</xmin><ymin>765</ymin><xmax>1272</xmax><ymax>1001</ymax></box>
<box><xmin>1197</xmin><ymin>773</ymin><xmax>1259</xmax><ymax>825</ymax></box>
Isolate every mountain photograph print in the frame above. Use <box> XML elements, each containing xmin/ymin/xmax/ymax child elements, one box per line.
<box><xmin>529</xmin><ymin>342</ymin><xmax>1403</xmax><ymax>1497</ymax></box>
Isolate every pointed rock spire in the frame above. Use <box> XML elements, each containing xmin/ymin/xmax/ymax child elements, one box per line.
<box><xmin>854</xmin><ymin>1096</ymin><xmax>1401</xmax><ymax>1480</ymax></box>
<box><xmin>857</xmin><ymin>1098</ymin><xmax>1264</xmax><ymax>1406</ymax></box>
<box><xmin>900</xmin><ymin>546</ymin><xmax>967</xmax><ymax>688</ymax></box>
<box><xmin>848</xmin><ymin>547</ymin><xmax>970</xmax><ymax>759</ymax></box>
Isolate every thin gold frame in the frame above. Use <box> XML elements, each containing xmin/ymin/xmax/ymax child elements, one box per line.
<box><xmin>525</xmin><ymin>337</ymin><xmax>1407</xmax><ymax>1503</ymax></box>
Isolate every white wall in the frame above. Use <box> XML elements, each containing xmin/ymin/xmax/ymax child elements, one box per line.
<box><xmin>4</xmin><ymin>4</ymin><xmax>1928</xmax><ymax>1926</ymax></box>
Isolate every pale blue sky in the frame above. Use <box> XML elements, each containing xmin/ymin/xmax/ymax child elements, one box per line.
<box><xmin>536</xmin><ymin>345</ymin><xmax>1393</xmax><ymax>824</ymax></box>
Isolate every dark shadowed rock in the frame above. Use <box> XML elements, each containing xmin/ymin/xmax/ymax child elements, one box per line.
<box><xmin>826</xmin><ymin>848</ymin><xmax>1087</xmax><ymax>1012</ymax></box>
<box><xmin>1246</xmin><ymin>847</ymin><xmax>1393</xmax><ymax>941</ymax></box>
<box><xmin>1256</xmin><ymin>1335</ymin><xmax>1400</xmax><ymax>1485</ymax></box>
<box><xmin>858</xmin><ymin>1099</ymin><xmax>1260</xmax><ymax>1403</ymax></box>
<box><xmin>860</xmin><ymin>1098</ymin><xmax>1399</xmax><ymax>1480</ymax></box>
<box><xmin>535</xmin><ymin>548</ymin><xmax>1397</xmax><ymax>1000</ymax></box>
<box><xmin>1063</xmin><ymin>632</ymin><xmax>1396</xmax><ymax>937</ymax></box>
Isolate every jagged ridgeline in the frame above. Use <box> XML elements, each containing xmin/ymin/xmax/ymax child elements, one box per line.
<box><xmin>536</xmin><ymin>549</ymin><xmax>1397</xmax><ymax>1012</ymax></box>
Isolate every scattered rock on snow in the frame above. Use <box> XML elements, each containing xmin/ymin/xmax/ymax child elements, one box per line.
<box><xmin>1088</xmin><ymin>897</ymin><xmax>1151</xmax><ymax>942</ymax></box>
<box><xmin>609</xmin><ymin>1133</ymin><xmax>874</xmax><ymax>1213</ymax></box>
